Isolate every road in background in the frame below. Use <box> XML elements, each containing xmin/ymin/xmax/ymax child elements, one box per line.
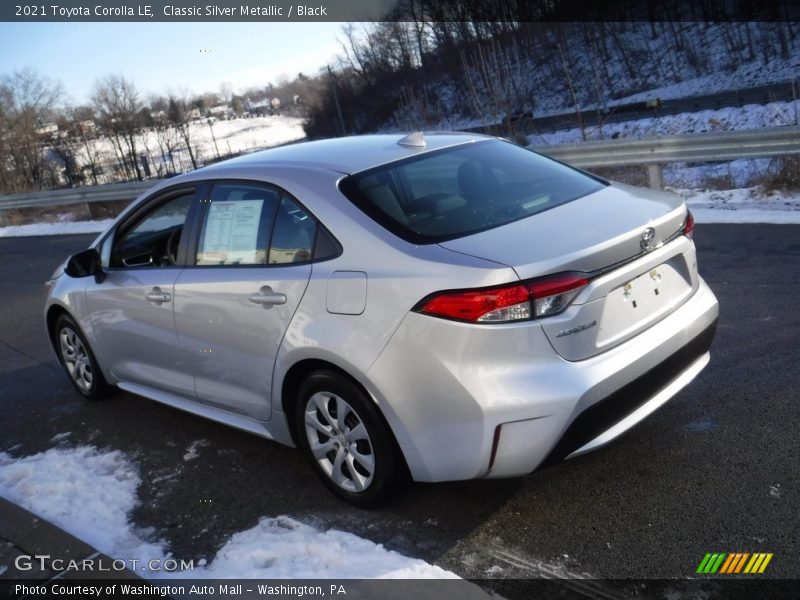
<box><xmin>0</xmin><ymin>226</ymin><xmax>797</xmax><ymax>586</ymax></box>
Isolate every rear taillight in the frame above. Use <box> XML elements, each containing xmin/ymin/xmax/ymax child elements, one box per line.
<box><xmin>683</xmin><ymin>210</ymin><xmax>695</xmax><ymax>239</ymax></box>
<box><xmin>415</xmin><ymin>273</ymin><xmax>589</xmax><ymax>324</ymax></box>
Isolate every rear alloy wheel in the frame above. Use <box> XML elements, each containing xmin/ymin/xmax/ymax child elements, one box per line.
<box><xmin>296</xmin><ymin>371</ymin><xmax>402</xmax><ymax>506</ymax></box>
<box><xmin>55</xmin><ymin>314</ymin><xmax>110</xmax><ymax>400</ymax></box>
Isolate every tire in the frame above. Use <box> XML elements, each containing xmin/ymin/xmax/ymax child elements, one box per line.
<box><xmin>54</xmin><ymin>314</ymin><xmax>111</xmax><ymax>400</ymax></box>
<box><xmin>295</xmin><ymin>370</ymin><xmax>403</xmax><ymax>507</ymax></box>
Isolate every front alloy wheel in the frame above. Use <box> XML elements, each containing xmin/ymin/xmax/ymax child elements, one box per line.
<box><xmin>60</xmin><ymin>327</ymin><xmax>93</xmax><ymax>393</ymax></box>
<box><xmin>55</xmin><ymin>314</ymin><xmax>110</xmax><ymax>400</ymax></box>
<box><xmin>296</xmin><ymin>371</ymin><xmax>403</xmax><ymax>506</ymax></box>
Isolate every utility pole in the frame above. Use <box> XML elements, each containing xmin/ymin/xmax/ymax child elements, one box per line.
<box><xmin>327</xmin><ymin>65</ymin><xmax>347</xmax><ymax>136</ymax></box>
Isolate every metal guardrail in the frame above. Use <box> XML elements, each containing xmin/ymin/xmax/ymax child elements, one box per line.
<box><xmin>530</xmin><ymin>125</ymin><xmax>800</xmax><ymax>188</ymax></box>
<box><xmin>0</xmin><ymin>125</ymin><xmax>798</xmax><ymax>220</ymax></box>
<box><xmin>0</xmin><ymin>180</ymin><xmax>156</xmax><ymax>226</ymax></box>
<box><xmin>0</xmin><ymin>181</ymin><xmax>155</xmax><ymax>211</ymax></box>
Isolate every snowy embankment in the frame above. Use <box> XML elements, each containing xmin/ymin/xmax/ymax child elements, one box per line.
<box><xmin>529</xmin><ymin>100</ymin><xmax>799</xmax><ymax>146</ymax></box>
<box><xmin>0</xmin><ymin>445</ymin><xmax>455</xmax><ymax>579</ymax></box>
<box><xmin>674</xmin><ymin>186</ymin><xmax>800</xmax><ymax>224</ymax></box>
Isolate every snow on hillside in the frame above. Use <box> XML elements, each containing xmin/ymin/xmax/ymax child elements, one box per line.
<box><xmin>0</xmin><ymin>445</ymin><xmax>456</xmax><ymax>579</ymax></box>
<box><xmin>527</xmin><ymin>99</ymin><xmax>799</xmax><ymax>188</ymax></box>
<box><xmin>528</xmin><ymin>100</ymin><xmax>799</xmax><ymax>145</ymax></box>
<box><xmin>391</xmin><ymin>22</ymin><xmax>800</xmax><ymax>133</ymax></box>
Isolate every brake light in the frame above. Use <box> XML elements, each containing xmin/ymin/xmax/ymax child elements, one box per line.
<box><xmin>683</xmin><ymin>210</ymin><xmax>695</xmax><ymax>239</ymax></box>
<box><xmin>415</xmin><ymin>273</ymin><xmax>589</xmax><ymax>323</ymax></box>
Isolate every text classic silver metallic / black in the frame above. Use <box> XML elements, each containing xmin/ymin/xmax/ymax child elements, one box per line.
<box><xmin>44</xmin><ymin>133</ymin><xmax>719</xmax><ymax>505</ymax></box>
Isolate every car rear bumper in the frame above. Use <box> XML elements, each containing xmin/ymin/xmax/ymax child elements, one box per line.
<box><xmin>366</xmin><ymin>278</ymin><xmax>719</xmax><ymax>482</ymax></box>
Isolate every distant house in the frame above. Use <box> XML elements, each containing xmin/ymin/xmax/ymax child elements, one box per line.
<box><xmin>208</xmin><ymin>105</ymin><xmax>230</xmax><ymax>119</ymax></box>
<box><xmin>37</xmin><ymin>122</ymin><xmax>59</xmax><ymax>136</ymax></box>
<box><xmin>245</xmin><ymin>98</ymin><xmax>271</xmax><ymax>116</ymax></box>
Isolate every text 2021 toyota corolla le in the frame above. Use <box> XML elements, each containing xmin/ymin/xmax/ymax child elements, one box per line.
<box><xmin>44</xmin><ymin>132</ymin><xmax>718</xmax><ymax>505</ymax></box>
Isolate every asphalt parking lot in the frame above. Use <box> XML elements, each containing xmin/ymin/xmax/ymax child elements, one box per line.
<box><xmin>0</xmin><ymin>225</ymin><xmax>797</xmax><ymax>588</ymax></box>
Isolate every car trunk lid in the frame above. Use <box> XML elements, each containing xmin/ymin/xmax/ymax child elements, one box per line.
<box><xmin>438</xmin><ymin>183</ymin><xmax>698</xmax><ymax>360</ymax></box>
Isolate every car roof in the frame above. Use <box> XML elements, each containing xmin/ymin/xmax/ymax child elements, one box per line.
<box><xmin>198</xmin><ymin>132</ymin><xmax>494</xmax><ymax>176</ymax></box>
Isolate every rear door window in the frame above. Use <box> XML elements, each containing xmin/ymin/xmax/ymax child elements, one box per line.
<box><xmin>195</xmin><ymin>183</ymin><xmax>321</xmax><ymax>267</ymax></box>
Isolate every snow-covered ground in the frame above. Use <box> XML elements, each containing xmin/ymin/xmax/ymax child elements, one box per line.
<box><xmin>0</xmin><ymin>218</ymin><xmax>115</xmax><ymax>238</ymax></box>
<box><xmin>528</xmin><ymin>100</ymin><xmax>799</xmax><ymax>145</ymax></box>
<box><xmin>0</xmin><ymin>445</ymin><xmax>455</xmax><ymax>579</ymax></box>
<box><xmin>674</xmin><ymin>186</ymin><xmax>800</xmax><ymax>224</ymax></box>
<box><xmin>63</xmin><ymin>115</ymin><xmax>305</xmax><ymax>184</ymax></box>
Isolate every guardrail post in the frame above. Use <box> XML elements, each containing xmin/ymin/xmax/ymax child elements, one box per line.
<box><xmin>0</xmin><ymin>210</ymin><xmax>7</xmax><ymax>227</ymax></box>
<box><xmin>647</xmin><ymin>164</ymin><xmax>663</xmax><ymax>190</ymax></box>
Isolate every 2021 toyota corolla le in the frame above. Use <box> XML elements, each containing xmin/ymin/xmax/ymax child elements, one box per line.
<box><xmin>44</xmin><ymin>132</ymin><xmax>718</xmax><ymax>505</ymax></box>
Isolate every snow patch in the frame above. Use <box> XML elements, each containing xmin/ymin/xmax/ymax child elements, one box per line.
<box><xmin>0</xmin><ymin>447</ymin><xmax>167</xmax><ymax>567</ymax></box>
<box><xmin>0</xmin><ymin>219</ymin><xmax>113</xmax><ymax>238</ymax></box>
<box><xmin>0</xmin><ymin>446</ymin><xmax>455</xmax><ymax>579</ymax></box>
<box><xmin>671</xmin><ymin>186</ymin><xmax>800</xmax><ymax>224</ymax></box>
<box><xmin>50</xmin><ymin>432</ymin><xmax>72</xmax><ymax>443</ymax></box>
<box><xmin>175</xmin><ymin>516</ymin><xmax>457</xmax><ymax>579</ymax></box>
<box><xmin>183</xmin><ymin>440</ymin><xmax>211</xmax><ymax>462</ymax></box>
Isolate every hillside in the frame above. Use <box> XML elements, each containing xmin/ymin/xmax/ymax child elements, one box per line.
<box><xmin>307</xmin><ymin>21</ymin><xmax>799</xmax><ymax>138</ymax></box>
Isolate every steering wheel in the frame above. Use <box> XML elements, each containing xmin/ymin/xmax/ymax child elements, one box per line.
<box><xmin>165</xmin><ymin>227</ymin><xmax>181</xmax><ymax>266</ymax></box>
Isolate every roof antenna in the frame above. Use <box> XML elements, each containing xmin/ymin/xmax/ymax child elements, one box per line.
<box><xmin>397</xmin><ymin>132</ymin><xmax>426</xmax><ymax>148</ymax></box>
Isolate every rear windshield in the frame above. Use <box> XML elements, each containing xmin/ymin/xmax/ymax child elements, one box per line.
<box><xmin>338</xmin><ymin>139</ymin><xmax>606</xmax><ymax>244</ymax></box>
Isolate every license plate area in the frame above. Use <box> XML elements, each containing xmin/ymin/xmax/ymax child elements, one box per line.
<box><xmin>597</xmin><ymin>258</ymin><xmax>692</xmax><ymax>347</ymax></box>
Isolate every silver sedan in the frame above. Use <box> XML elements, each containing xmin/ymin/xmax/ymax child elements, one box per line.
<box><xmin>44</xmin><ymin>133</ymin><xmax>719</xmax><ymax>506</ymax></box>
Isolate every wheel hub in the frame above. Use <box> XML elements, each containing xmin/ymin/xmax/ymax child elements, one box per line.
<box><xmin>304</xmin><ymin>391</ymin><xmax>375</xmax><ymax>493</ymax></box>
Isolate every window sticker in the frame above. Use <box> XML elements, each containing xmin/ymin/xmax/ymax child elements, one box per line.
<box><xmin>199</xmin><ymin>199</ymin><xmax>264</xmax><ymax>265</ymax></box>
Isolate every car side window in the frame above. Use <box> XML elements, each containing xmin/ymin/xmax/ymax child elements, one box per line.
<box><xmin>196</xmin><ymin>184</ymin><xmax>280</xmax><ymax>266</ymax></box>
<box><xmin>110</xmin><ymin>191</ymin><xmax>194</xmax><ymax>268</ymax></box>
<box><xmin>268</xmin><ymin>196</ymin><xmax>317</xmax><ymax>265</ymax></box>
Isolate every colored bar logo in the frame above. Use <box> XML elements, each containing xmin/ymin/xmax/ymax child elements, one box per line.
<box><xmin>696</xmin><ymin>552</ymin><xmax>773</xmax><ymax>574</ymax></box>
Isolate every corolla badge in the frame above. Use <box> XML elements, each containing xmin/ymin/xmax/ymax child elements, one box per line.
<box><xmin>640</xmin><ymin>227</ymin><xmax>656</xmax><ymax>250</ymax></box>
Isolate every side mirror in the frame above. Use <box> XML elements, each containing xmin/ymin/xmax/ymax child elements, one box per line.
<box><xmin>65</xmin><ymin>248</ymin><xmax>106</xmax><ymax>283</ymax></box>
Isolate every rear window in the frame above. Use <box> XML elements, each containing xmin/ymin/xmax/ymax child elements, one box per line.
<box><xmin>339</xmin><ymin>139</ymin><xmax>606</xmax><ymax>244</ymax></box>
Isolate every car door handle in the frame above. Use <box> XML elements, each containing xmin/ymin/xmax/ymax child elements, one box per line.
<box><xmin>249</xmin><ymin>287</ymin><xmax>287</xmax><ymax>306</ymax></box>
<box><xmin>145</xmin><ymin>287</ymin><xmax>171</xmax><ymax>304</ymax></box>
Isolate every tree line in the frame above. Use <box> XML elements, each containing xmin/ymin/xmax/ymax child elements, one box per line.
<box><xmin>0</xmin><ymin>70</ymin><xmax>322</xmax><ymax>195</ymax></box>
<box><xmin>303</xmin><ymin>4</ymin><xmax>798</xmax><ymax>141</ymax></box>
<box><xmin>2</xmin><ymin>0</ymin><xmax>797</xmax><ymax>194</ymax></box>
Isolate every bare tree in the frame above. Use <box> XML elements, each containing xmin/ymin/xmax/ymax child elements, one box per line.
<box><xmin>145</xmin><ymin>96</ymin><xmax>180</xmax><ymax>176</ymax></box>
<box><xmin>461</xmin><ymin>38</ymin><xmax>529</xmax><ymax>142</ymax></box>
<box><xmin>60</xmin><ymin>105</ymin><xmax>102</xmax><ymax>185</ymax></box>
<box><xmin>168</xmin><ymin>91</ymin><xmax>198</xmax><ymax>170</ymax></box>
<box><xmin>0</xmin><ymin>69</ymin><xmax>63</xmax><ymax>192</ymax></box>
<box><xmin>92</xmin><ymin>75</ymin><xmax>144</xmax><ymax>181</ymax></box>
<box><xmin>219</xmin><ymin>82</ymin><xmax>234</xmax><ymax>106</ymax></box>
